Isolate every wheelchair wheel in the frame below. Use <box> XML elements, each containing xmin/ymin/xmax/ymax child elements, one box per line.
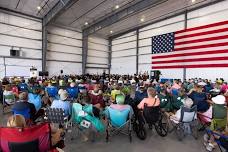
<box><xmin>155</xmin><ymin>114</ymin><xmax>168</xmax><ymax>137</ymax></box>
<box><xmin>136</xmin><ymin>125</ymin><xmax>147</xmax><ymax>140</ymax></box>
<box><xmin>175</xmin><ymin>125</ymin><xmax>185</xmax><ymax>141</ymax></box>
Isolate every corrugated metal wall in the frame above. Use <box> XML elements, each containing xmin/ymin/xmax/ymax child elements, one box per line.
<box><xmin>0</xmin><ymin>11</ymin><xmax>42</xmax><ymax>78</ymax></box>
<box><xmin>46</xmin><ymin>25</ymin><xmax>82</xmax><ymax>76</ymax></box>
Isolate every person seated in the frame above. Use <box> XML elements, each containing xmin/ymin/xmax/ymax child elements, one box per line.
<box><xmin>210</xmin><ymin>95</ymin><xmax>227</xmax><ymax>131</ymax></box>
<box><xmin>12</xmin><ymin>92</ymin><xmax>36</xmax><ymax>121</ymax></box>
<box><xmin>167</xmin><ymin>98</ymin><xmax>195</xmax><ymax>123</ymax></box>
<box><xmin>89</xmin><ymin>84</ymin><xmax>104</xmax><ymax>110</ymax></box>
<box><xmin>11</xmin><ymin>83</ymin><xmax>19</xmax><ymax>98</ymax></box>
<box><xmin>137</xmin><ymin>87</ymin><xmax>160</xmax><ymax>110</ymax></box>
<box><xmin>66</xmin><ymin>82</ymin><xmax>79</xmax><ymax>99</ymax></box>
<box><xmin>171</xmin><ymin>88</ymin><xmax>186</xmax><ymax>111</ymax></box>
<box><xmin>3</xmin><ymin>84</ymin><xmax>15</xmax><ymax>105</ymax></box>
<box><xmin>134</xmin><ymin>85</ymin><xmax>148</xmax><ymax>106</ymax></box>
<box><xmin>158</xmin><ymin>87</ymin><xmax>172</xmax><ymax>111</ymax></box>
<box><xmin>28</xmin><ymin>87</ymin><xmax>42</xmax><ymax>112</ymax></box>
<box><xmin>18</xmin><ymin>79</ymin><xmax>28</xmax><ymax>92</ymax></box>
<box><xmin>110</xmin><ymin>84</ymin><xmax>121</xmax><ymax>102</ymax></box>
<box><xmin>51</xmin><ymin>91</ymin><xmax>72</xmax><ymax>117</ymax></box>
<box><xmin>6</xmin><ymin>114</ymin><xmax>65</xmax><ymax>150</ymax></box>
<box><xmin>189</xmin><ymin>84</ymin><xmax>210</xmax><ymax>112</ymax></box>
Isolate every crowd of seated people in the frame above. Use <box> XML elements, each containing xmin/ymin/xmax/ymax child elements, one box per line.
<box><xmin>0</xmin><ymin>75</ymin><xmax>228</xmax><ymax>151</ymax></box>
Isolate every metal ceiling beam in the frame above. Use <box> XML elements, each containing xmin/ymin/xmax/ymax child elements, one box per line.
<box><xmin>110</xmin><ymin>0</ymin><xmax>225</xmax><ymax>39</ymax></box>
<box><xmin>83</xmin><ymin>0</ymin><xmax>167</xmax><ymax>36</ymax></box>
<box><xmin>42</xmin><ymin>0</ymin><xmax>78</xmax><ymax>26</ymax></box>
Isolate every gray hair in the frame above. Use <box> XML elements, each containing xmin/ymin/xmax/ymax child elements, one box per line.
<box><xmin>147</xmin><ymin>87</ymin><xmax>156</xmax><ymax>97</ymax></box>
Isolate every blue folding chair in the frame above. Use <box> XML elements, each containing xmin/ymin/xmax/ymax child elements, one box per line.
<box><xmin>67</xmin><ymin>87</ymin><xmax>79</xmax><ymax>99</ymax></box>
<box><xmin>46</xmin><ymin>87</ymin><xmax>58</xmax><ymax>98</ymax></box>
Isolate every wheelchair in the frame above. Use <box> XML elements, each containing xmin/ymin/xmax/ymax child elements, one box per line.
<box><xmin>133</xmin><ymin>104</ymin><xmax>168</xmax><ymax>140</ymax></box>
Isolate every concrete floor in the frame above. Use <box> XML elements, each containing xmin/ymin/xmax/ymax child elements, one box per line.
<box><xmin>0</xmin><ymin>104</ymin><xmax>219</xmax><ymax>152</ymax></box>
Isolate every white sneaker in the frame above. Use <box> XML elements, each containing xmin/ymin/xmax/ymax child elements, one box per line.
<box><xmin>206</xmin><ymin>143</ymin><xmax>215</xmax><ymax>152</ymax></box>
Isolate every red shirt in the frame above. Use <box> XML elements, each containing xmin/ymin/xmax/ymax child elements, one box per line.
<box><xmin>89</xmin><ymin>92</ymin><xmax>104</xmax><ymax>108</ymax></box>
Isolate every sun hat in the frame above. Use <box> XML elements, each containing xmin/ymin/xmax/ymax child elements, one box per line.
<box><xmin>60</xmin><ymin>91</ymin><xmax>68</xmax><ymax>101</ymax></box>
<box><xmin>212</xmin><ymin>95</ymin><xmax>226</xmax><ymax>105</ymax></box>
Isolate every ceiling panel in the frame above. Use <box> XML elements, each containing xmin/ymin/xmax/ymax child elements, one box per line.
<box><xmin>95</xmin><ymin>0</ymin><xmax>215</xmax><ymax>37</ymax></box>
<box><xmin>54</xmin><ymin>0</ymin><xmax>139</xmax><ymax>28</ymax></box>
<box><xmin>0</xmin><ymin>0</ymin><xmax>59</xmax><ymax>17</ymax></box>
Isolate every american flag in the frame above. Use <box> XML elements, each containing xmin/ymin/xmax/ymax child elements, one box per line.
<box><xmin>151</xmin><ymin>20</ymin><xmax>228</xmax><ymax>69</ymax></box>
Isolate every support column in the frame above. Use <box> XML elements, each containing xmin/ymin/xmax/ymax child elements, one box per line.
<box><xmin>108</xmin><ymin>38</ymin><xmax>112</xmax><ymax>75</ymax></box>
<box><xmin>82</xmin><ymin>32</ymin><xmax>88</xmax><ymax>75</ymax></box>
<box><xmin>3</xmin><ymin>57</ymin><xmax>6</xmax><ymax>77</ymax></box>
<box><xmin>136</xmin><ymin>29</ymin><xmax>139</xmax><ymax>75</ymax></box>
<box><xmin>42</xmin><ymin>20</ymin><xmax>47</xmax><ymax>72</ymax></box>
<box><xmin>183</xmin><ymin>10</ymin><xmax>188</xmax><ymax>81</ymax></box>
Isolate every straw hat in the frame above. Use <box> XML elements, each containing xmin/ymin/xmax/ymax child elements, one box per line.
<box><xmin>212</xmin><ymin>95</ymin><xmax>226</xmax><ymax>105</ymax></box>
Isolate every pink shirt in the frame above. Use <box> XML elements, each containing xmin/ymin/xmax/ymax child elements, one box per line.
<box><xmin>137</xmin><ymin>97</ymin><xmax>160</xmax><ymax>109</ymax></box>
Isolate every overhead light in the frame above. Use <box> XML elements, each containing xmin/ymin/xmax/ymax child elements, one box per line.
<box><xmin>84</xmin><ymin>22</ymin><xmax>88</xmax><ymax>25</ymax></box>
<box><xmin>37</xmin><ymin>6</ymin><xmax>41</xmax><ymax>10</ymax></box>
<box><xmin>115</xmin><ymin>5</ymin><xmax>119</xmax><ymax>9</ymax></box>
<box><xmin>110</xmin><ymin>30</ymin><xmax>113</xmax><ymax>34</ymax></box>
<box><xmin>191</xmin><ymin>0</ymin><xmax>196</xmax><ymax>3</ymax></box>
<box><xmin>140</xmin><ymin>18</ymin><xmax>145</xmax><ymax>22</ymax></box>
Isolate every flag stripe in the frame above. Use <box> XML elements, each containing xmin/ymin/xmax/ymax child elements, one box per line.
<box><xmin>175</xmin><ymin>31</ymin><xmax>228</xmax><ymax>43</ymax></box>
<box><xmin>175</xmin><ymin>34</ymin><xmax>228</xmax><ymax>46</ymax></box>
<box><xmin>152</xmin><ymin>64</ymin><xmax>228</xmax><ymax>69</ymax></box>
<box><xmin>151</xmin><ymin>49</ymin><xmax>228</xmax><ymax>59</ymax></box>
<box><xmin>174</xmin><ymin>42</ymin><xmax>228</xmax><ymax>51</ymax></box>
<box><xmin>152</xmin><ymin>56</ymin><xmax>228</xmax><ymax>64</ymax></box>
<box><xmin>175</xmin><ymin>27</ymin><xmax>228</xmax><ymax>40</ymax></box>
<box><xmin>175</xmin><ymin>20</ymin><xmax>228</xmax><ymax>34</ymax></box>
<box><xmin>152</xmin><ymin>46</ymin><xmax>228</xmax><ymax>57</ymax></box>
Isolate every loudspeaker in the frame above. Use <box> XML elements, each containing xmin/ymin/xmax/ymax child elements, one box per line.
<box><xmin>10</xmin><ymin>49</ymin><xmax>20</xmax><ymax>57</ymax></box>
<box><xmin>43</xmin><ymin>71</ymin><xmax>49</xmax><ymax>76</ymax></box>
<box><xmin>39</xmin><ymin>71</ymin><xmax>49</xmax><ymax>77</ymax></box>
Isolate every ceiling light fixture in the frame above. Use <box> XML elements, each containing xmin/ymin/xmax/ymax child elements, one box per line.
<box><xmin>84</xmin><ymin>22</ymin><xmax>88</xmax><ymax>25</ymax></box>
<box><xmin>191</xmin><ymin>0</ymin><xmax>196</xmax><ymax>3</ymax></box>
<box><xmin>140</xmin><ymin>18</ymin><xmax>145</xmax><ymax>22</ymax></box>
<box><xmin>37</xmin><ymin>6</ymin><xmax>41</xmax><ymax>10</ymax></box>
<box><xmin>110</xmin><ymin>30</ymin><xmax>113</xmax><ymax>34</ymax></box>
<box><xmin>115</xmin><ymin>5</ymin><xmax>119</xmax><ymax>9</ymax></box>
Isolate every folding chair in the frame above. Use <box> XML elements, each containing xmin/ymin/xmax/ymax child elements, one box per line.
<box><xmin>44</xmin><ymin>108</ymin><xmax>69</xmax><ymax>129</ymax></box>
<box><xmin>105</xmin><ymin>105</ymin><xmax>133</xmax><ymax>142</ymax></box>
<box><xmin>170</xmin><ymin>105</ymin><xmax>198</xmax><ymax>141</ymax></box>
<box><xmin>46</xmin><ymin>87</ymin><xmax>58</xmax><ymax>99</ymax></box>
<box><xmin>0</xmin><ymin>123</ymin><xmax>51</xmax><ymax>152</ymax></box>
<box><xmin>2</xmin><ymin>94</ymin><xmax>15</xmax><ymax>114</ymax></box>
<box><xmin>66</xmin><ymin>87</ymin><xmax>79</xmax><ymax>101</ymax></box>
